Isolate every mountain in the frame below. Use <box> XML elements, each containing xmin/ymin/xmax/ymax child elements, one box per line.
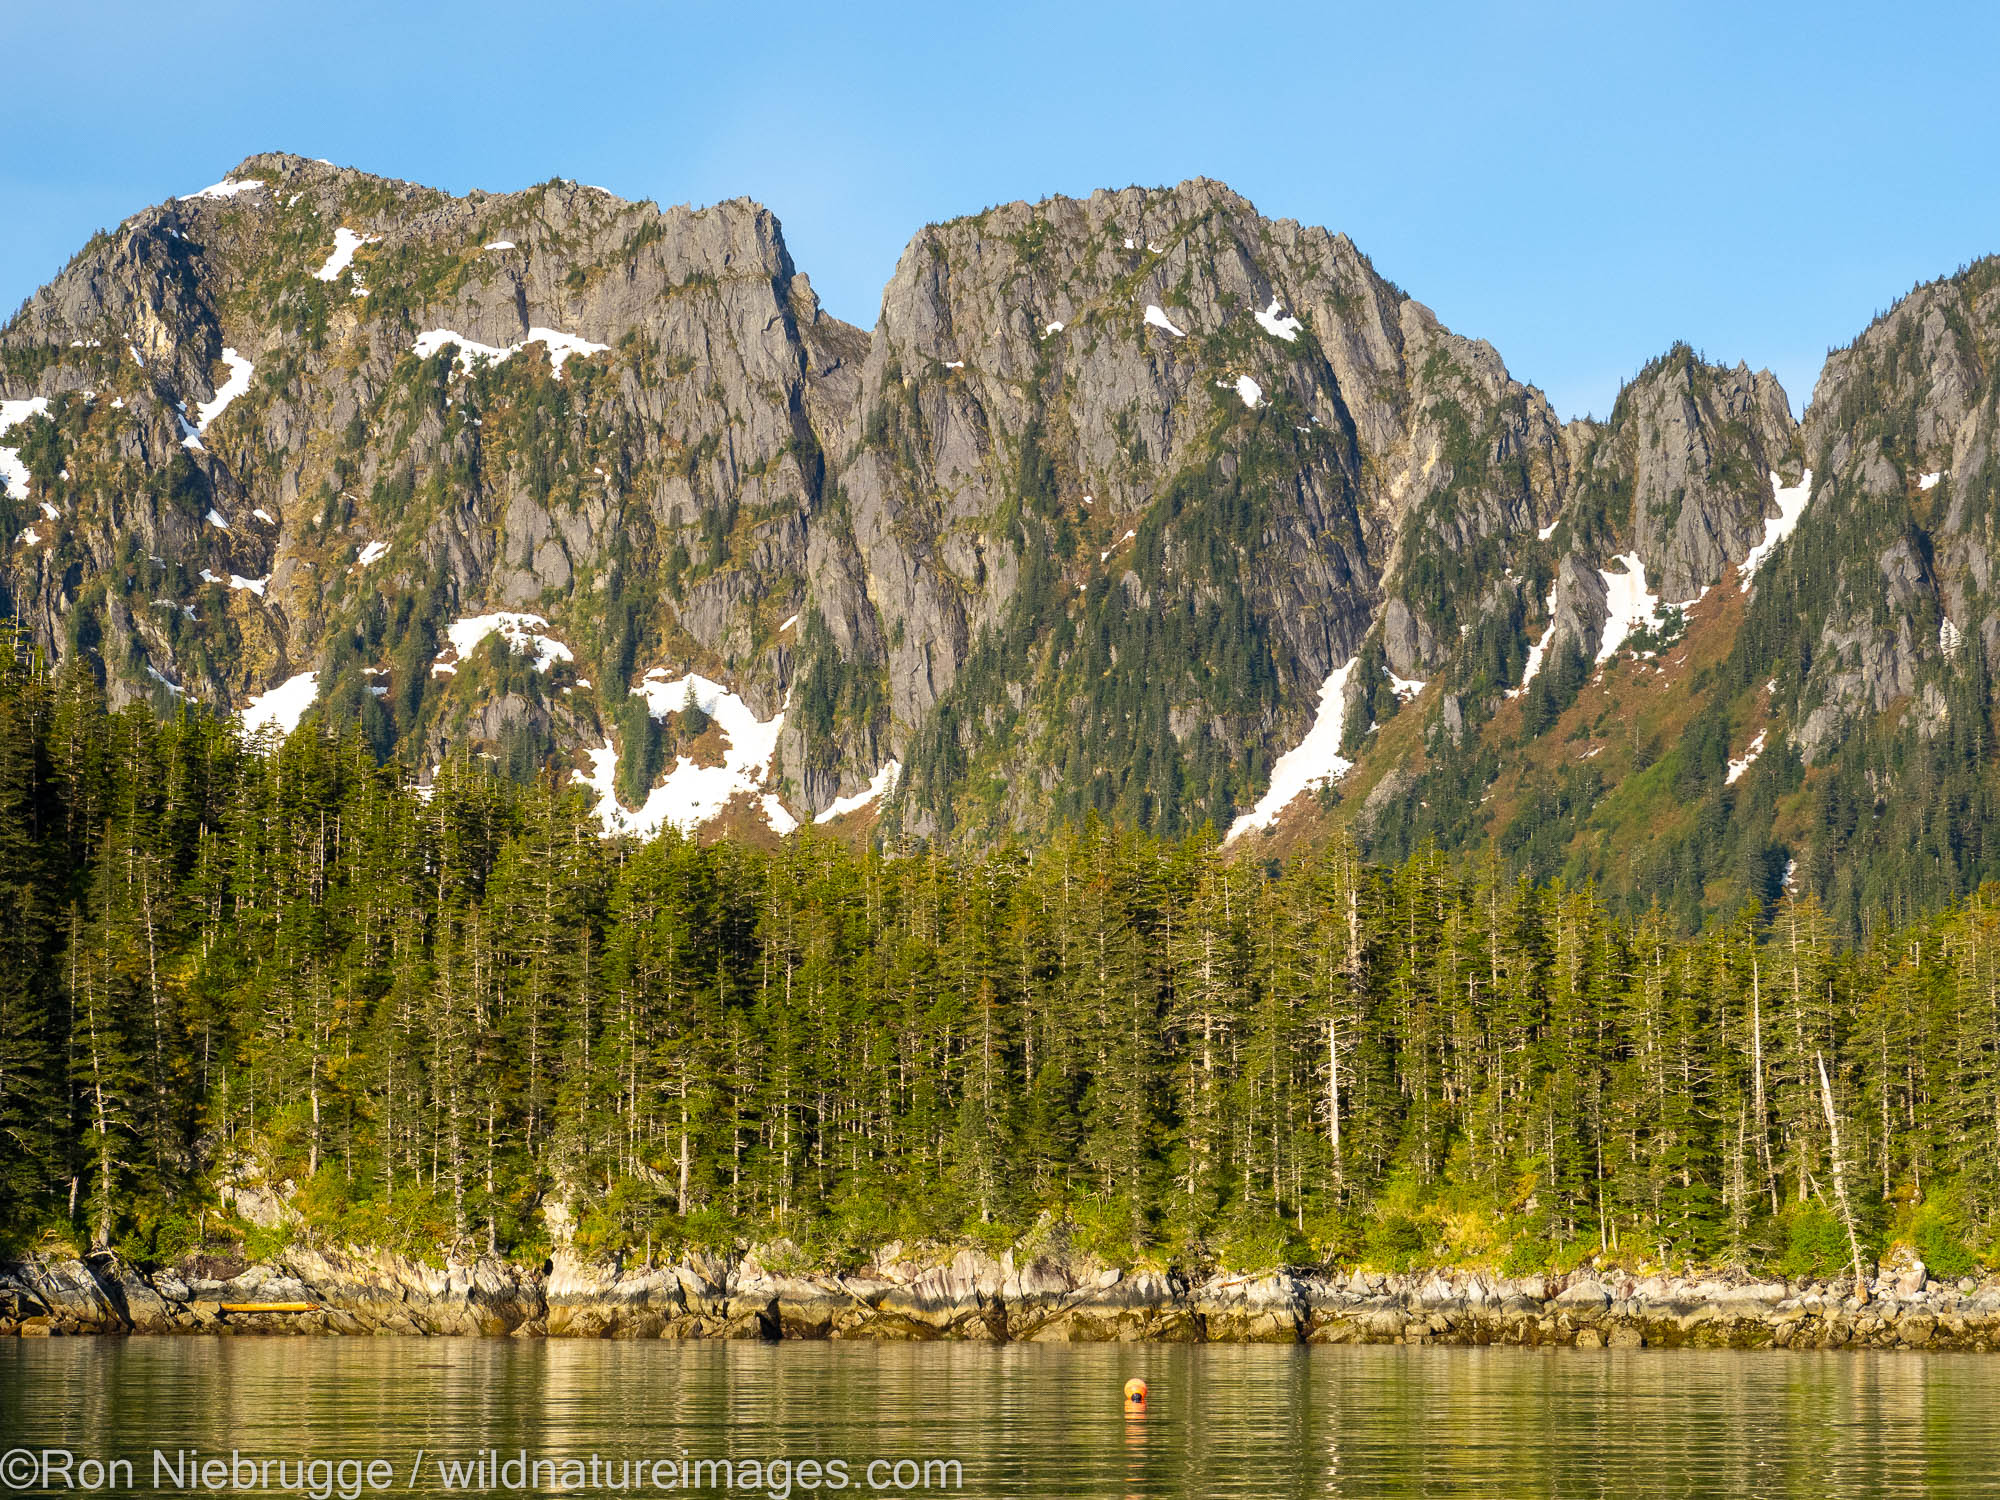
<box><xmin>3</xmin><ymin>154</ymin><xmax>1995</xmax><ymax>931</ymax></box>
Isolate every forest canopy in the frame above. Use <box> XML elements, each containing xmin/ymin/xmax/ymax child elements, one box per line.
<box><xmin>2</xmin><ymin>642</ymin><xmax>1997</xmax><ymax>1286</ymax></box>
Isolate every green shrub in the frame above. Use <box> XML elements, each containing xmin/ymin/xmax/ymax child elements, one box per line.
<box><xmin>1365</xmin><ymin>1212</ymin><xmax>1427</xmax><ymax>1271</ymax></box>
<box><xmin>1778</xmin><ymin>1202</ymin><xmax>1854</xmax><ymax>1280</ymax></box>
<box><xmin>1908</xmin><ymin>1201</ymin><xmax>1977</xmax><ymax>1280</ymax></box>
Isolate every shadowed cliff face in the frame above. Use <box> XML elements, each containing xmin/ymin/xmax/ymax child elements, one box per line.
<box><xmin>49</xmin><ymin>153</ymin><xmax>2000</xmax><ymax>919</ymax></box>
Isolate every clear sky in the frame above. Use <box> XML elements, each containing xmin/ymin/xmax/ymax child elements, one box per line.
<box><xmin>8</xmin><ymin>0</ymin><xmax>1997</xmax><ymax>420</ymax></box>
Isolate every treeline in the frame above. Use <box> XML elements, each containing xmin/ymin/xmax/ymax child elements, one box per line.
<box><xmin>5</xmin><ymin>645</ymin><xmax>2000</xmax><ymax>1280</ymax></box>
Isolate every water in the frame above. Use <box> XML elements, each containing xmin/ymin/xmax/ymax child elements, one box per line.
<box><xmin>4</xmin><ymin>1340</ymin><xmax>1998</xmax><ymax>1498</ymax></box>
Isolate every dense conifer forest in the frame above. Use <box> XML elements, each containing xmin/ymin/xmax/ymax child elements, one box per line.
<box><xmin>5</xmin><ymin>640</ymin><xmax>2000</xmax><ymax>1283</ymax></box>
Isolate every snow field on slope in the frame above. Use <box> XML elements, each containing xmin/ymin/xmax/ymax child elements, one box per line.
<box><xmin>1594</xmin><ymin>553</ymin><xmax>1667</xmax><ymax>664</ymax></box>
<box><xmin>241</xmin><ymin>672</ymin><xmax>318</xmax><ymax>738</ymax></box>
<box><xmin>1225</xmin><ymin>657</ymin><xmax>1360</xmax><ymax>842</ymax></box>
<box><xmin>1738</xmin><ymin>470</ymin><xmax>1814</xmax><ymax>580</ymax></box>
<box><xmin>0</xmin><ymin>397</ymin><xmax>50</xmax><ymax>501</ymax></box>
<box><xmin>313</xmin><ymin>228</ymin><xmax>379</xmax><ymax>282</ymax></box>
<box><xmin>580</xmin><ymin>672</ymin><xmax>792</xmax><ymax>839</ymax></box>
<box><xmin>437</xmin><ymin>613</ymin><xmax>574</xmax><ymax>674</ymax></box>
<box><xmin>179</xmin><ymin>178</ymin><xmax>265</xmax><ymax>202</ymax></box>
<box><xmin>1509</xmin><ymin>585</ymin><xmax>1561</xmax><ymax>697</ymax></box>
<box><xmin>1253</xmin><ymin>298</ymin><xmax>1302</xmax><ymax>341</ymax></box>
<box><xmin>1725</xmin><ymin>730</ymin><xmax>1767</xmax><ymax>786</ymax></box>
<box><xmin>411</xmin><ymin>328</ymin><xmax>609</xmax><ymax>379</ymax></box>
<box><xmin>814</xmin><ymin>760</ymin><xmax>902</xmax><ymax>824</ymax></box>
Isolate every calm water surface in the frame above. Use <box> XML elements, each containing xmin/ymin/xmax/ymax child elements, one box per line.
<box><xmin>4</xmin><ymin>1340</ymin><xmax>1997</xmax><ymax>1498</ymax></box>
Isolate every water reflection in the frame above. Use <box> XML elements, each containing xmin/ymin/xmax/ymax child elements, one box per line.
<box><xmin>3</xmin><ymin>1341</ymin><xmax>1996</xmax><ymax>1498</ymax></box>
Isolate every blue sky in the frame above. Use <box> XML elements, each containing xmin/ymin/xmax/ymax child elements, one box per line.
<box><xmin>8</xmin><ymin>0</ymin><xmax>1997</xmax><ymax>420</ymax></box>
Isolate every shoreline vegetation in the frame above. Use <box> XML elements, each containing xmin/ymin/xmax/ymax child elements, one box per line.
<box><xmin>9</xmin><ymin>656</ymin><xmax>2000</xmax><ymax>1348</ymax></box>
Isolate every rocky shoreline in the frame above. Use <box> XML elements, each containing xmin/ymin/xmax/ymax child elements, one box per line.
<box><xmin>6</xmin><ymin>1246</ymin><xmax>2000</xmax><ymax>1350</ymax></box>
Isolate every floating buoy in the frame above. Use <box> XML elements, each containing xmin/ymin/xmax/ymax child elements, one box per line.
<box><xmin>1123</xmin><ymin>1377</ymin><xmax>1148</xmax><ymax>1411</ymax></box>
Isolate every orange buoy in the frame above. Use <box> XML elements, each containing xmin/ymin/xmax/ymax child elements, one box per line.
<box><xmin>1123</xmin><ymin>1377</ymin><xmax>1148</xmax><ymax>1411</ymax></box>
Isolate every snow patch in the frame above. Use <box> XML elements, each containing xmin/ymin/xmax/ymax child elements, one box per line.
<box><xmin>180</xmin><ymin>178</ymin><xmax>265</xmax><ymax>202</ymax></box>
<box><xmin>1387</xmin><ymin>672</ymin><xmax>1426</xmax><ymax>701</ymax></box>
<box><xmin>1725</xmin><ymin>729</ymin><xmax>1766</xmax><ymax>786</ymax></box>
<box><xmin>1536</xmin><ymin>520</ymin><xmax>1559</xmax><ymax>542</ymax></box>
<box><xmin>1738</xmin><ymin>470</ymin><xmax>1814</xmax><ymax>580</ymax></box>
<box><xmin>38</xmin><ymin>501</ymin><xmax>58</xmax><ymax>521</ymax></box>
<box><xmin>1253</xmin><ymin>298</ymin><xmax>1302</xmax><ymax>341</ymax></box>
<box><xmin>199</xmin><ymin>568</ymin><xmax>267</xmax><ymax>596</ymax></box>
<box><xmin>1230</xmin><ymin>374</ymin><xmax>1262</xmax><ymax>408</ymax></box>
<box><xmin>241</xmin><ymin>671</ymin><xmax>318</xmax><ymax>739</ymax></box>
<box><xmin>356</xmin><ymin>540</ymin><xmax>389</xmax><ymax>567</ymax></box>
<box><xmin>169</xmin><ymin>349</ymin><xmax>258</xmax><ymax>457</ymax></box>
<box><xmin>17</xmin><ymin>526</ymin><xmax>39</xmax><ymax>546</ymax></box>
<box><xmin>943</xmin><ymin>360</ymin><xmax>964</xmax><ymax>369</ymax></box>
<box><xmin>1225</xmin><ymin>657</ymin><xmax>1360</xmax><ymax>842</ymax></box>
<box><xmin>312</xmin><ymin>228</ymin><xmax>379</xmax><ymax>282</ymax></box>
<box><xmin>411</xmin><ymin>327</ymin><xmax>609</xmax><ymax>379</ymax></box>
<box><xmin>815</xmin><ymin>760</ymin><xmax>901</xmax><ymax>824</ymax></box>
<box><xmin>779</xmin><ymin>613</ymin><xmax>799</xmax><ymax>633</ymax></box>
<box><xmin>580</xmin><ymin>672</ymin><xmax>791</xmax><ymax>839</ymax></box>
<box><xmin>1941</xmin><ymin>617</ymin><xmax>1963</xmax><ymax>657</ymax></box>
<box><xmin>252</xmin><ymin>507</ymin><xmax>274</xmax><ymax>524</ymax></box>
<box><xmin>1919</xmin><ymin>470</ymin><xmax>1945</xmax><ymax>491</ymax></box>
<box><xmin>483</xmin><ymin>240</ymin><xmax>516</xmax><ymax>251</ymax></box>
<box><xmin>1595</xmin><ymin>553</ymin><xmax>1671</xmax><ymax>663</ymax></box>
<box><xmin>0</xmin><ymin>397</ymin><xmax>50</xmax><ymax>501</ymax></box>
<box><xmin>1509</xmin><ymin>585</ymin><xmax>1562</xmax><ymax>697</ymax></box>
<box><xmin>1143</xmin><ymin>305</ymin><xmax>1187</xmax><ymax>337</ymax></box>
<box><xmin>205</xmin><ymin>508</ymin><xmax>230</xmax><ymax>530</ymax></box>
<box><xmin>1042</xmin><ymin>321</ymin><xmax>1064</xmax><ymax>337</ymax></box>
<box><xmin>437</xmin><ymin>612</ymin><xmax>573</xmax><ymax>674</ymax></box>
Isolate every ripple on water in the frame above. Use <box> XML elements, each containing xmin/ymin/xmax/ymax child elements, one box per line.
<box><xmin>3</xmin><ymin>1341</ymin><xmax>1998</xmax><ymax>1498</ymax></box>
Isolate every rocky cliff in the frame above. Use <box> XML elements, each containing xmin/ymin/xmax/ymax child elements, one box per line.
<box><xmin>7</xmin><ymin>1244</ymin><xmax>1998</xmax><ymax>1351</ymax></box>
<box><xmin>7</xmin><ymin>155</ymin><xmax>1998</xmax><ymax>925</ymax></box>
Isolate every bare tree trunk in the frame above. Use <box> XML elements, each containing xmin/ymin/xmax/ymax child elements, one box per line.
<box><xmin>1326</xmin><ymin>1016</ymin><xmax>1342</xmax><ymax>1186</ymax></box>
<box><xmin>1751</xmin><ymin>955</ymin><xmax>1777</xmax><ymax>1211</ymax></box>
<box><xmin>1816</xmin><ymin>1052</ymin><xmax>1868</xmax><ymax>1297</ymax></box>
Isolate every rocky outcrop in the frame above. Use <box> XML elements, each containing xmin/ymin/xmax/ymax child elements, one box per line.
<box><xmin>0</xmin><ymin>158</ymin><xmax>1799</xmax><ymax>847</ymax></box>
<box><xmin>0</xmin><ymin>153</ymin><xmax>868</xmax><ymax>821</ymax></box>
<box><xmin>1563</xmin><ymin>348</ymin><xmax>1799</xmax><ymax>606</ymax></box>
<box><xmin>0</xmin><ymin>1246</ymin><xmax>543</xmax><ymax>1337</ymax></box>
<box><xmin>10</xmin><ymin>1249</ymin><xmax>2000</xmax><ymax>1350</ymax></box>
<box><xmin>1777</xmin><ymin>262</ymin><xmax>1999</xmax><ymax>762</ymax></box>
<box><xmin>13</xmin><ymin>151</ymin><xmax>2000</xmax><ymax>909</ymax></box>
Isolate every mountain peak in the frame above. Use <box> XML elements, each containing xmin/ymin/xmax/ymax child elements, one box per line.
<box><xmin>0</xmin><ymin>162</ymin><xmax>1993</xmax><ymax>929</ymax></box>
